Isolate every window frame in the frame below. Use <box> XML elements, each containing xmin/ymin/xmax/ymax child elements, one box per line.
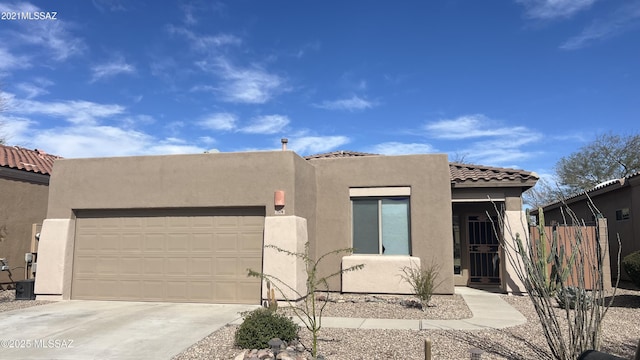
<box><xmin>616</xmin><ymin>208</ymin><xmax>630</xmax><ymax>221</ymax></box>
<box><xmin>351</xmin><ymin>193</ymin><xmax>411</xmax><ymax>256</ymax></box>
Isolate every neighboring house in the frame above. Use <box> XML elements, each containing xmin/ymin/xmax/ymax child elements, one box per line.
<box><xmin>0</xmin><ymin>145</ymin><xmax>60</xmax><ymax>285</ymax></box>
<box><xmin>35</xmin><ymin>147</ymin><xmax>537</xmax><ymax>304</ymax></box>
<box><xmin>534</xmin><ymin>172</ymin><xmax>640</xmax><ymax>281</ymax></box>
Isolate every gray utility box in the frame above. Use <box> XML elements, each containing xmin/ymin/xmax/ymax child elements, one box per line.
<box><xmin>15</xmin><ymin>279</ymin><xmax>36</xmax><ymax>300</ymax></box>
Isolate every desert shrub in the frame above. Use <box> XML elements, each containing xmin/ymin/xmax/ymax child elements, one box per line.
<box><xmin>400</xmin><ymin>261</ymin><xmax>443</xmax><ymax>309</ymax></box>
<box><xmin>622</xmin><ymin>250</ymin><xmax>640</xmax><ymax>288</ymax></box>
<box><xmin>557</xmin><ymin>286</ymin><xmax>593</xmax><ymax>310</ymax></box>
<box><xmin>234</xmin><ymin>308</ymin><xmax>298</xmax><ymax>349</ymax></box>
<box><xmin>248</xmin><ymin>243</ymin><xmax>363</xmax><ymax>358</ymax></box>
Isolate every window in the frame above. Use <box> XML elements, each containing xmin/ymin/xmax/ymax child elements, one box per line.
<box><xmin>616</xmin><ymin>208</ymin><xmax>630</xmax><ymax>221</ymax></box>
<box><xmin>352</xmin><ymin>197</ymin><xmax>410</xmax><ymax>255</ymax></box>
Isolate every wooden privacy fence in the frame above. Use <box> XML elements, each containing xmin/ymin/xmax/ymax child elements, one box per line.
<box><xmin>528</xmin><ymin>219</ymin><xmax>611</xmax><ymax>290</ymax></box>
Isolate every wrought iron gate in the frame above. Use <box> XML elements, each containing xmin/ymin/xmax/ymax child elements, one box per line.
<box><xmin>468</xmin><ymin>215</ymin><xmax>501</xmax><ymax>285</ymax></box>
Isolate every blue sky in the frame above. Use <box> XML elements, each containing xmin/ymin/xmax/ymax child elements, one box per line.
<box><xmin>1</xmin><ymin>0</ymin><xmax>639</xmax><ymax>179</ymax></box>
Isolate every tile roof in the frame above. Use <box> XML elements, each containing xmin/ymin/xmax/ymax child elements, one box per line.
<box><xmin>449</xmin><ymin>162</ymin><xmax>538</xmax><ymax>184</ymax></box>
<box><xmin>0</xmin><ymin>145</ymin><xmax>61</xmax><ymax>175</ymax></box>
<box><xmin>304</xmin><ymin>151</ymin><xmax>538</xmax><ymax>184</ymax></box>
<box><xmin>304</xmin><ymin>150</ymin><xmax>380</xmax><ymax>159</ymax></box>
<box><xmin>538</xmin><ymin>171</ymin><xmax>640</xmax><ymax>209</ymax></box>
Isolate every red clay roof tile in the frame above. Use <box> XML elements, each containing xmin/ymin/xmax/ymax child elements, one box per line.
<box><xmin>0</xmin><ymin>145</ymin><xmax>61</xmax><ymax>175</ymax></box>
<box><xmin>304</xmin><ymin>151</ymin><xmax>538</xmax><ymax>183</ymax></box>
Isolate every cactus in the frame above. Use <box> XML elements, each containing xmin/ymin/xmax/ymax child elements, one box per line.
<box><xmin>263</xmin><ymin>280</ymin><xmax>278</xmax><ymax>312</ymax></box>
<box><xmin>532</xmin><ymin>208</ymin><xmax>575</xmax><ymax>296</ymax></box>
<box><xmin>557</xmin><ymin>286</ymin><xmax>593</xmax><ymax>309</ymax></box>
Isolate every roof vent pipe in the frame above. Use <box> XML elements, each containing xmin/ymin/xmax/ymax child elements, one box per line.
<box><xmin>281</xmin><ymin>138</ymin><xmax>288</xmax><ymax>151</ymax></box>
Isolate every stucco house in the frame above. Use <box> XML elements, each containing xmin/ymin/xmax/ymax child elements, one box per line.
<box><xmin>0</xmin><ymin>145</ymin><xmax>59</xmax><ymax>286</ymax></box>
<box><xmin>35</xmin><ymin>146</ymin><xmax>537</xmax><ymax>304</ymax></box>
<box><xmin>534</xmin><ymin>172</ymin><xmax>639</xmax><ymax>281</ymax></box>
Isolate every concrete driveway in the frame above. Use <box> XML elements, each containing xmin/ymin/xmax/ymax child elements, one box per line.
<box><xmin>0</xmin><ymin>300</ymin><xmax>258</xmax><ymax>360</ymax></box>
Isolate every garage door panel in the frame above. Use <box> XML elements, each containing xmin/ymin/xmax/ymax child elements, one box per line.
<box><xmin>74</xmin><ymin>256</ymin><xmax>97</xmax><ymax>276</ymax></box>
<box><xmin>120</xmin><ymin>280</ymin><xmax>143</xmax><ymax>298</ymax></box>
<box><xmin>241</xmin><ymin>257</ymin><xmax>262</xmax><ymax>273</ymax></box>
<box><xmin>167</xmin><ymin>234</ymin><xmax>190</xmax><ymax>252</ymax></box>
<box><xmin>72</xmin><ymin>209</ymin><xmax>264</xmax><ymax>304</ymax></box>
<box><xmin>167</xmin><ymin>258</ymin><xmax>188</xmax><ymax>276</ymax></box>
<box><xmin>120</xmin><ymin>258</ymin><xmax>141</xmax><ymax>275</ymax></box>
<box><xmin>237</xmin><ymin>282</ymin><xmax>261</xmax><ymax>304</ymax></box>
<box><xmin>121</xmin><ymin>234</ymin><xmax>142</xmax><ymax>252</ymax></box>
<box><xmin>144</xmin><ymin>234</ymin><xmax>165</xmax><ymax>251</ymax></box>
<box><xmin>192</xmin><ymin>234</ymin><xmax>213</xmax><ymax>252</ymax></box>
<box><xmin>189</xmin><ymin>258</ymin><xmax>213</xmax><ymax>276</ymax></box>
<box><xmin>215</xmin><ymin>233</ymin><xmax>239</xmax><ymax>251</ymax></box>
<box><xmin>144</xmin><ymin>217</ymin><xmax>165</xmax><ymax>228</ymax></box>
<box><xmin>166</xmin><ymin>281</ymin><xmax>187</xmax><ymax>299</ymax></box>
<box><xmin>189</xmin><ymin>282</ymin><xmax>214</xmax><ymax>300</ymax></box>
<box><xmin>143</xmin><ymin>258</ymin><xmax>165</xmax><ymax>275</ymax></box>
<box><xmin>96</xmin><ymin>257</ymin><xmax>119</xmax><ymax>275</ymax></box>
<box><xmin>143</xmin><ymin>281</ymin><xmax>165</xmax><ymax>300</ymax></box>
<box><xmin>215</xmin><ymin>258</ymin><xmax>238</xmax><ymax>277</ymax></box>
<box><xmin>240</xmin><ymin>233</ymin><xmax>264</xmax><ymax>251</ymax></box>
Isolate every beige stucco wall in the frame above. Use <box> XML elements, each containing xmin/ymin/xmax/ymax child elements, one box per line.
<box><xmin>39</xmin><ymin>151</ymin><xmax>458</xmax><ymax>298</ymax></box>
<box><xmin>501</xmin><ymin>209</ymin><xmax>528</xmax><ymax>294</ymax></box>
<box><xmin>309</xmin><ymin>154</ymin><xmax>454</xmax><ymax>294</ymax></box>
<box><xmin>33</xmin><ymin>219</ymin><xmax>75</xmax><ymax>300</ymax></box>
<box><xmin>46</xmin><ymin>151</ymin><xmax>311</xmax><ymax>219</ymax></box>
<box><xmin>342</xmin><ymin>255</ymin><xmax>421</xmax><ymax>293</ymax></box>
<box><xmin>262</xmin><ymin>216</ymin><xmax>308</xmax><ymax>301</ymax></box>
<box><xmin>0</xmin><ymin>176</ymin><xmax>49</xmax><ymax>284</ymax></box>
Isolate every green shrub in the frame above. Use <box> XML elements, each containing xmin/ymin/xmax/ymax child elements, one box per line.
<box><xmin>622</xmin><ymin>250</ymin><xmax>640</xmax><ymax>288</ymax></box>
<box><xmin>400</xmin><ymin>261</ymin><xmax>443</xmax><ymax>310</ymax></box>
<box><xmin>234</xmin><ymin>308</ymin><xmax>298</xmax><ymax>349</ymax></box>
<box><xmin>556</xmin><ymin>286</ymin><xmax>593</xmax><ymax>310</ymax></box>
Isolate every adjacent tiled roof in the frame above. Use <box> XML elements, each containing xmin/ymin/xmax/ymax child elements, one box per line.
<box><xmin>0</xmin><ymin>145</ymin><xmax>61</xmax><ymax>175</ymax></box>
<box><xmin>304</xmin><ymin>150</ymin><xmax>379</xmax><ymax>159</ymax></box>
<box><xmin>305</xmin><ymin>150</ymin><xmax>538</xmax><ymax>185</ymax></box>
<box><xmin>538</xmin><ymin>171</ymin><xmax>640</xmax><ymax>209</ymax></box>
<box><xmin>449</xmin><ymin>162</ymin><xmax>539</xmax><ymax>184</ymax></box>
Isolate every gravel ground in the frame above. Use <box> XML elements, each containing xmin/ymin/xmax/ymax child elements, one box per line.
<box><xmin>282</xmin><ymin>294</ymin><xmax>472</xmax><ymax>320</ymax></box>
<box><xmin>0</xmin><ymin>290</ymin><xmax>53</xmax><ymax>313</ymax></box>
<box><xmin>174</xmin><ymin>288</ymin><xmax>640</xmax><ymax>360</ymax></box>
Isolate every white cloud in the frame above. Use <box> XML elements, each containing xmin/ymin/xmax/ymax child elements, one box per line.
<box><xmin>288</xmin><ymin>136</ymin><xmax>351</xmax><ymax>155</ymax></box>
<box><xmin>314</xmin><ymin>95</ymin><xmax>376</xmax><ymax>111</ymax></box>
<box><xmin>517</xmin><ymin>0</ymin><xmax>597</xmax><ymax>19</ymax></box>
<box><xmin>0</xmin><ymin>47</ymin><xmax>30</xmax><ymax>70</ymax></box>
<box><xmin>7</xmin><ymin>122</ymin><xmax>204</xmax><ymax>158</ymax></box>
<box><xmin>466</xmin><ymin>135</ymin><xmax>542</xmax><ymax>164</ymax></box>
<box><xmin>6</xmin><ymin>93</ymin><xmax>125</xmax><ymax>125</ymax></box>
<box><xmin>424</xmin><ymin>114</ymin><xmax>543</xmax><ymax>167</ymax></box>
<box><xmin>180</xmin><ymin>3</ymin><xmax>198</xmax><ymax>25</ymax></box>
<box><xmin>295</xmin><ymin>41</ymin><xmax>321</xmax><ymax>58</ymax></box>
<box><xmin>240</xmin><ymin>115</ymin><xmax>290</xmax><ymax>134</ymax></box>
<box><xmin>424</xmin><ymin>114</ymin><xmax>531</xmax><ymax>140</ymax></box>
<box><xmin>201</xmin><ymin>58</ymin><xmax>286</xmax><ymax>104</ymax></box>
<box><xmin>91</xmin><ymin>56</ymin><xmax>136</xmax><ymax>82</ymax></box>
<box><xmin>199</xmin><ymin>112</ymin><xmax>237</xmax><ymax>131</ymax></box>
<box><xmin>560</xmin><ymin>2</ymin><xmax>640</xmax><ymax>50</ymax></box>
<box><xmin>369</xmin><ymin>142</ymin><xmax>436</xmax><ymax>155</ymax></box>
<box><xmin>15</xmin><ymin>79</ymin><xmax>54</xmax><ymax>99</ymax></box>
<box><xmin>0</xmin><ymin>115</ymin><xmax>34</xmax><ymax>145</ymax></box>
<box><xmin>92</xmin><ymin>0</ymin><xmax>128</xmax><ymax>12</ymax></box>
<box><xmin>167</xmin><ymin>25</ymin><xmax>241</xmax><ymax>51</ymax></box>
<box><xmin>0</xmin><ymin>2</ymin><xmax>85</xmax><ymax>61</ymax></box>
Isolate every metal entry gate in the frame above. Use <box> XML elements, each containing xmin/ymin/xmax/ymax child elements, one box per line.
<box><xmin>468</xmin><ymin>215</ymin><xmax>501</xmax><ymax>285</ymax></box>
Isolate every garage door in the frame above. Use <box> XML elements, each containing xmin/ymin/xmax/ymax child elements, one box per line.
<box><xmin>71</xmin><ymin>208</ymin><xmax>264</xmax><ymax>304</ymax></box>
